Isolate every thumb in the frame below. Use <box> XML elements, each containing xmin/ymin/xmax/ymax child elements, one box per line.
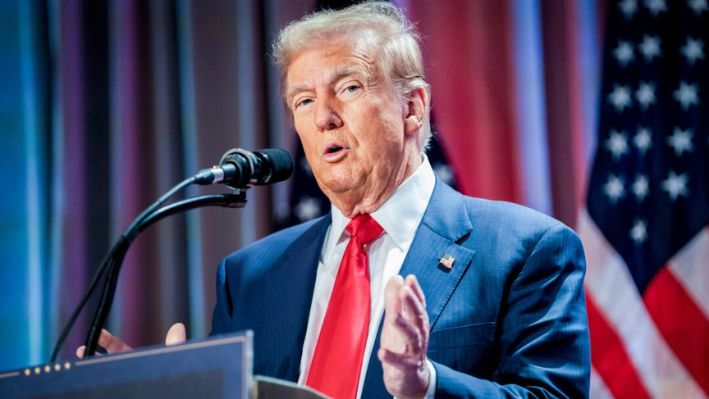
<box><xmin>165</xmin><ymin>322</ymin><xmax>187</xmax><ymax>346</ymax></box>
<box><xmin>384</xmin><ymin>275</ymin><xmax>404</xmax><ymax>318</ymax></box>
<box><xmin>76</xmin><ymin>345</ymin><xmax>86</xmax><ymax>359</ymax></box>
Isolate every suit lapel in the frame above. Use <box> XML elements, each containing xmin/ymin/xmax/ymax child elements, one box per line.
<box><xmin>362</xmin><ymin>180</ymin><xmax>476</xmax><ymax>397</ymax></box>
<box><xmin>254</xmin><ymin>215</ymin><xmax>331</xmax><ymax>381</ymax></box>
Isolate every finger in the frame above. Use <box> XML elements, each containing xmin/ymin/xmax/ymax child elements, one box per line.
<box><xmin>405</xmin><ymin>274</ymin><xmax>427</xmax><ymax>309</ymax></box>
<box><xmin>393</xmin><ymin>313</ymin><xmax>420</xmax><ymax>343</ymax></box>
<box><xmin>400</xmin><ymin>285</ymin><xmax>428</xmax><ymax>335</ymax></box>
<box><xmin>98</xmin><ymin>329</ymin><xmax>132</xmax><ymax>353</ymax></box>
<box><xmin>394</xmin><ymin>314</ymin><xmax>423</xmax><ymax>356</ymax></box>
<box><xmin>76</xmin><ymin>344</ymin><xmax>109</xmax><ymax>358</ymax></box>
<box><xmin>165</xmin><ymin>323</ymin><xmax>187</xmax><ymax>346</ymax></box>
<box><xmin>399</xmin><ymin>287</ymin><xmax>427</xmax><ymax>354</ymax></box>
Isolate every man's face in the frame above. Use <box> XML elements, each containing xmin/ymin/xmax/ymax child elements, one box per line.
<box><xmin>285</xmin><ymin>40</ymin><xmax>418</xmax><ymax>212</ymax></box>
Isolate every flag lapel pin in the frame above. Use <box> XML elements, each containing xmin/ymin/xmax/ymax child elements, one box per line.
<box><xmin>438</xmin><ymin>253</ymin><xmax>455</xmax><ymax>270</ymax></box>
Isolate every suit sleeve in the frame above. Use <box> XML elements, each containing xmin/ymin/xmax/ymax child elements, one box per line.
<box><xmin>432</xmin><ymin>224</ymin><xmax>591</xmax><ymax>398</ymax></box>
<box><xmin>210</xmin><ymin>259</ymin><xmax>232</xmax><ymax>335</ymax></box>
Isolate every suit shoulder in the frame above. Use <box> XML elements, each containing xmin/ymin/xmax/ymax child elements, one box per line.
<box><xmin>428</xmin><ymin>180</ymin><xmax>578</xmax><ymax>244</ymax></box>
<box><xmin>223</xmin><ymin>215</ymin><xmax>328</xmax><ymax>263</ymax></box>
<box><xmin>462</xmin><ymin>196</ymin><xmax>585</xmax><ymax>268</ymax></box>
<box><xmin>462</xmin><ymin>195</ymin><xmax>577</xmax><ymax>240</ymax></box>
<box><xmin>451</xmin><ymin>192</ymin><xmax>586</xmax><ymax>280</ymax></box>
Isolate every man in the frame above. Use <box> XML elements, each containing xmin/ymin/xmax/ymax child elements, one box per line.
<box><xmin>87</xmin><ymin>2</ymin><xmax>591</xmax><ymax>398</ymax></box>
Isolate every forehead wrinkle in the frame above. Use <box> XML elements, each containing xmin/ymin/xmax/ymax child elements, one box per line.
<box><xmin>329</xmin><ymin>64</ymin><xmax>372</xmax><ymax>85</ymax></box>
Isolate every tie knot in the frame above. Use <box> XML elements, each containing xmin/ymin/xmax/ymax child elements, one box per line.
<box><xmin>346</xmin><ymin>214</ymin><xmax>383</xmax><ymax>245</ymax></box>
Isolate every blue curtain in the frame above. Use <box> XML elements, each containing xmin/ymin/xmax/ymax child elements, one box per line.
<box><xmin>0</xmin><ymin>0</ymin><xmax>53</xmax><ymax>369</ymax></box>
<box><xmin>0</xmin><ymin>0</ymin><xmax>300</xmax><ymax>370</ymax></box>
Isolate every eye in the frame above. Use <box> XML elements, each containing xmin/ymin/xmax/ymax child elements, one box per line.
<box><xmin>294</xmin><ymin>97</ymin><xmax>314</xmax><ymax>110</ymax></box>
<box><xmin>343</xmin><ymin>84</ymin><xmax>361</xmax><ymax>93</ymax></box>
<box><xmin>339</xmin><ymin>83</ymin><xmax>362</xmax><ymax>99</ymax></box>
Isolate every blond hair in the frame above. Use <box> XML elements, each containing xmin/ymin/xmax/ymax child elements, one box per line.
<box><xmin>273</xmin><ymin>1</ymin><xmax>432</xmax><ymax>149</ymax></box>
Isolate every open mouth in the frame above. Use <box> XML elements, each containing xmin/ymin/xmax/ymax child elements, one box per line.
<box><xmin>325</xmin><ymin>145</ymin><xmax>344</xmax><ymax>154</ymax></box>
<box><xmin>323</xmin><ymin>144</ymin><xmax>349</xmax><ymax>161</ymax></box>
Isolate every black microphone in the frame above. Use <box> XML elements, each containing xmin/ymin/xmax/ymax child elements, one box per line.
<box><xmin>196</xmin><ymin>148</ymin><xmax>294</xmax><ymax>188</ymax></box>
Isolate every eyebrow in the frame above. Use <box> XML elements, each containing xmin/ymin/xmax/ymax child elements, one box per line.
<box><xmin>330</xmin><ymin>65</ymin><xmax>369</xmax><ymax>83</ymax></box>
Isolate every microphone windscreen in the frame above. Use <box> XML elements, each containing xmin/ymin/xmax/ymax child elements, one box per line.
<box><xmin>259</xmin><ymin>148</ymin><xmax>294</xmax><ymax>183</ymax></box>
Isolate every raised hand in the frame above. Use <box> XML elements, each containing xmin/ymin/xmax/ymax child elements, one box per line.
<box><xmin>378</xmin><ymin>275</ymin><xmax>430</xmax><ymax>399</ymax></box>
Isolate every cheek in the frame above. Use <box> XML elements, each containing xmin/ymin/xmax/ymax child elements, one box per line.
<box><xmin>294</xmin><ymin>133</ymin><xmax>317</xmax><ymax>166</ymax></box>
<box><xmin>294</xmin><ymin>121</ymin><xmax>315</xmax><ymax>150</ymax></box>
<box><xmin>293</xmin><ymin>112</ymin><xmax>314</xmax><ymax>138</ymax></box>
<box><xmin>370</xmin><ymin>115</ymin><xmax>406</xmax><ymax>150</ymax></box>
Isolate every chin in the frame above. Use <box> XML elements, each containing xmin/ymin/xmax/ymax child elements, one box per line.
<box><xmin>322</xmin><ymin>182</ymin><xmax>355</xmax><ymax>195</ymax></box>
<box><xmin>320</xmin><ymin>174</ymin><xmax>362</xmax><ymax>195</ymax></box>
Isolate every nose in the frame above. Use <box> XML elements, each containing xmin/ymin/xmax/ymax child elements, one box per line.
<box><xmin>314</xmin><ymin>97</ymin><xmax>343</xmax><ymax>131</ymax></box>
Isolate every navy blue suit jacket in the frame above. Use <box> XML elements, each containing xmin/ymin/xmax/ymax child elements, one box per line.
<box><xmin>212</xmin><ymin>180</ymin><xmax>591</xmax><ymax>398</ymax></box>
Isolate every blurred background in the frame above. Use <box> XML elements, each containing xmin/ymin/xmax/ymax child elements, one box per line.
<box><xmin>0</xmin><ymin>0</ymin><xmax>706</xmax><ymax>397</ymax></box>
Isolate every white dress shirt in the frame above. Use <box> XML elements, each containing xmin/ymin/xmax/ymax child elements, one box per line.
<box><xmin>298</xmin><ymin>156</ymin><xmax>437</xmax><ymax>398</ymax></box>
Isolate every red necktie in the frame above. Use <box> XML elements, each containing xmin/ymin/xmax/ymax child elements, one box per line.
<box><xmin>306</xmin><ymin>214</ymin><xmax>383</xmax><ymax>399</ymax></box>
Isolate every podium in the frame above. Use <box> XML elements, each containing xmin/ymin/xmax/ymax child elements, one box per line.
<box><xmin>0</xmin><ymin>331</ymin><xmax>327</xmax><ymax>399</ymax></box>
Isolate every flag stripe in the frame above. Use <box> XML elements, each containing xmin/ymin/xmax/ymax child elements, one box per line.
<box><xmin>668</xmin><ymin>228</ymin><xmax>709</xmax><ymax>319</ymax></box>
<box><xmin>589</xmin><ymin>367</ymin><xmax>613</xmax><ymax>399</ymax></box>
<box><xmin>579</xmin><ymin>210</ymin><xmax>704</xmax><ymax>398</ymax></box>
<box><xmin>587</xmin><ymin>293</ymin><xmax>651</xmax><ymax>399</ymax></box>
<box><xmin>643</xmin><ymin>267</ymin><xmax>709</xmax><ymax>395</ymax></box>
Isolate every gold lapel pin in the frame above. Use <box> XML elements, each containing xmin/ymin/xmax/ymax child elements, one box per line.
<box><xmin>439</xmin><ymin>253</ymin><xmax>455</xmax><ymax>269</ymax></box>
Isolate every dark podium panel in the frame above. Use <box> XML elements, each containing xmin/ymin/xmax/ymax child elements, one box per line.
<box><xmin>0</xmin><ymin>332</ymin><xmax>252</xmax><ymax>399</ymax></box>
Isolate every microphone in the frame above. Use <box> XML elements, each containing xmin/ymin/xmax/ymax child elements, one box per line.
<box><xmin>196</xmin><ymin>148</ymin><xmax>294</xmax><ymax>188</ymax></box>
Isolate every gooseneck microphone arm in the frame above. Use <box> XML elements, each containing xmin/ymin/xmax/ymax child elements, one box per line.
<box><xmin>50</xmin><ymin>148</ymin><xmax>293</xmax><ymax>361</ymax></box>
<box><xmin>83</xmin><ymin>189</ymin><xmax>248</xmax><ymax>358</ymax></box>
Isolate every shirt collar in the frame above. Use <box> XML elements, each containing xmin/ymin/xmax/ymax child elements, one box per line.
<box><xmin>322</xmin><ymin>155</ymin><xmax>436</xmax><ymax>263</ymax></box>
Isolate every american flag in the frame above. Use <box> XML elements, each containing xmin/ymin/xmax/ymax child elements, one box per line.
<box><xmin>580</xmin><ymin>0</ymin><xmax>708</xmax><ymax>397</ymax></box>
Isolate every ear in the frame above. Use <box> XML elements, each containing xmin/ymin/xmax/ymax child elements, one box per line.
<box><xmin>403</xmin><ymin>86</ymin><xmax>428</xmax><ymax>136</ymax></box>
